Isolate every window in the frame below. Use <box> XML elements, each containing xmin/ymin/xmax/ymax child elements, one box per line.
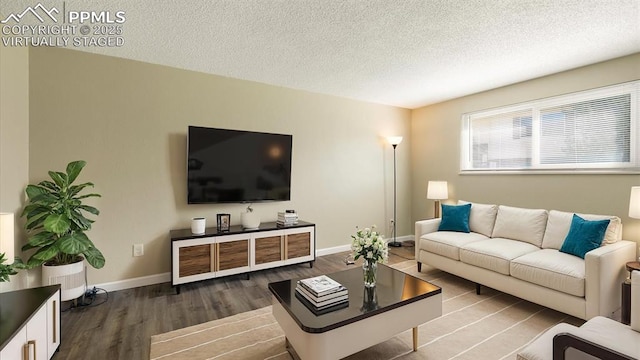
<box><xmin>461</xmin><ymin>81</ymin><xmax>639</xmax><ymax>173</ymax></box>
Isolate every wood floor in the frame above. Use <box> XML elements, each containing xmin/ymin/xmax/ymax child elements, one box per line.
<box><xmin>54</xmin><ymin>244</ymin><xmax>415</xmax><ymax>360</ymax></box>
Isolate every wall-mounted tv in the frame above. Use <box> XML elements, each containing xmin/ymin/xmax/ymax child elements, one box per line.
<box><xmin>187</xmin><ymin>126</ymin><xmax>292</xmax><ymax>204</ymax></box>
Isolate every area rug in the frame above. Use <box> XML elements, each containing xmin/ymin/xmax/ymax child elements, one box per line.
<box><xmin>149</xmin><ymin>260</ymin><xmax>583</xmax><ymax>360</ymax></box>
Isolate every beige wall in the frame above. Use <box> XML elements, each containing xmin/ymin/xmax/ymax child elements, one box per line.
<box><xmin>27</xmin><ymin>47</ymin><xmax>411</xmax><ymax>286</ymax></box>
<box><xmin>411</xmin><ymin>53</ymin><xmax>640</xmax><ymax>248</ymax></box>
<box><xmin>0</xmin><ymin>46</ymin><xmax>33</xmax><ymax>292</ymax></box>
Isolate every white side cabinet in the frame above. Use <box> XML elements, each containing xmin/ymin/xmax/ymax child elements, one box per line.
<box><xmin>0</xmin><ymin>285</ymin><xmax>61</xmax><ymax>360</ymax></box>
<box><xmin>170</xmin><ymin>221</ymin><xmax>315</xmax><ymax>293</ymax></box>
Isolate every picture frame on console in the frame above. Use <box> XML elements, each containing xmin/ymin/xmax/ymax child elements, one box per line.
<box><xmin>216</xmin><ymin>213</ymin><xmax>230</xmax><ymax>232</ymax></box>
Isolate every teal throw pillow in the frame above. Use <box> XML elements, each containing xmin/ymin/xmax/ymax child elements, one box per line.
<box><xmin>438</xmin><ymin>203</ymin><xmax>471</xmax><ymax>233</ymax></box>
<box><xmin>559</xmin><ymin>214</ymin><xmax>610</xmax><ymax>259</ymax></box>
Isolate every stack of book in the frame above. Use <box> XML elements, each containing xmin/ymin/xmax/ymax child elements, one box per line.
<box><xmin>295</xmin><ymin>275</ymin><xmax>348</xmax><ymax>314</ymax></box>
<box><xmin>277</xmin><ymin>211</ymin><xmax>298</xmax><ymax>226</ymax></box>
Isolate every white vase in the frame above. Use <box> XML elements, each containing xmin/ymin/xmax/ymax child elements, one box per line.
<box><xmin>42</xmin><ymin>259</ymin><xmax>85</xmax><ymax>301</ymax></box>
<box><xmin>191</xmin><ymin>217</ymin><xmax>206</xmax><ymax>234</ymax></box>
<box><xmin>241</xmin><ymin>212</ymin><xmax>260</xmax><ymax>229</ymax></box>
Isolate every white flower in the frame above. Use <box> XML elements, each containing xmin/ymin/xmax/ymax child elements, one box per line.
<box><xmin>351</xmin><ymin>225</ymin><xmax>388</xmax><ymax>264</ymax></box>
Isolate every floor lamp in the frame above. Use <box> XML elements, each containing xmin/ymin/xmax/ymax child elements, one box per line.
<box><xmin>387</xmin><ymin>136</ymin><xmax>403</xmax><ymax>248</ymax></box>
<box><xmin>427</xmin><ymin>181</ymin><xmax>448</xmax><ymax>218</ymax></box>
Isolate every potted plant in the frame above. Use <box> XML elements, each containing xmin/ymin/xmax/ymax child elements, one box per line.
<box><xmin>0</xmin><ymin>253</ymin><xmax>17</xmax><ymax>282</ymax></box>
<box><xmin>19</xmin><ymin>160</ymin><xmax>104</xmax><ymax>300</ymax></box>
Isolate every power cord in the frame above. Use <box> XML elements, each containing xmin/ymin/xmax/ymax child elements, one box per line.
<box><xmin>61</xmin><ymin>286</ymin><xmax>109</xmax><ymax>312</ymax></box>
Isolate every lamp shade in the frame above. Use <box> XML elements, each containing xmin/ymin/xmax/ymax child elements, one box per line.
<box><xmin>630</xmin><ymin>186</ymin><xmax>640</xmax><ymax>219</ymax></box>
<box><xmin>387</xmin><ymin>136</ymin><xmax>403</xmax><ymax>146</ymax></box>
<box><xmin>427</xmin><ymin>181</ymin><xmax>448</xmax><ymax>200</ymax></box>
<box><xmin>0</xmin><ymin>213</ymin><xmax>14</xmax><ymax>264</ymax></box>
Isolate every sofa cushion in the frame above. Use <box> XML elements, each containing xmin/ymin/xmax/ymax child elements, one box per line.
<box><xmin>511</xmin><ymin>249</ymin><xmax>585</xmax><ymax>297</ymax></box>
<box><xmin>459</xmin><ymin>238</ymin><xmax>539</xmax><ymax>275</ymax></box>
<box><xmin>491</xmin><ymin>206</ymin><xmax>548</xmax><ymax>247</ymax></box>
<box><xmin>542</xmin><ymin>210</ymin><xmax>623</xmax><ymax>250</ymax></box>
<box><xmin>420</xmin><ymin>231</ymin><xmax>489</xmax><ymax>261</ymax></box>
<box><xmin>458</xmin><ymin>200</ymin><xmax>498</xmax><ymax>237</ymax></box>
<box><xmin>516</xmin><ymin>323</ymin><xmax>584</xmax><ymax>360</ymax></box>
<box><xmin>577</xmin><ymin>316</ymin><xmax>639</xmax><ymax>358</ymax></box>
<box><xmin>559</xmin><ymin>215</ymin><xmax>610</xmax><ymax>259</ymax></box>
<box><xmin>438</xmin><ymin>203</ymin><xmax>471</xmax><ymax>233</ymax></box>
<box><xmin>517</xmin><ymin>318</ymin><xmax>639</xmax><ymax>360</ymax></box>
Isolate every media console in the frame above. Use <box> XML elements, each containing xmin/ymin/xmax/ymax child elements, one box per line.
<box><xmin>169</xmin><ymin>221</ymin><xmax>315</xmax><ymax>294</ymax></box>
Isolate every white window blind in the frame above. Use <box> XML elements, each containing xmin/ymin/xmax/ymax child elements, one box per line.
<box><xmin>461</xmin><ymin>81</ymin><xmax>639</xmax><ymax>173</ymax></box>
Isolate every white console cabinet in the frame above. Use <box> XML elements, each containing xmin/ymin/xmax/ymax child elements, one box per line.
<box><xmin>170</xmin><ymin>221</ymin><xmax>315</xmax><ymax>294</ymax></box>
<box><xmin>0</xmin><ymin>285</ymin><xmax>61</xmax><ymax>360</ymax></box>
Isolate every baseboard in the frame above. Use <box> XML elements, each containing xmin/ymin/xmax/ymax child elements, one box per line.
<box><xmin>89</xmin><ymin>235</ymin><xmax>416</xmax><ymax>292</ymax></box>
<box><xmin>388</xmin><ymin>235</ymin><xmax>414</xmax><ymax>243</ymax></box>
<box><xmin>90</xmin><ymin>272</ymin><xmax>171</xmax><ymax>293</ymax></box>
<box><xmin>316</xmin><ymin>244</ymin><xmax>351</xmax><ymax>256</ymax></box>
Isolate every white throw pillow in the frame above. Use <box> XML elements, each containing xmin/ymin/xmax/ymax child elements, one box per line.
<box><xmin>458</xmin><ymin>200</ymin><xmax>498</xmax><ymax>237</ymax></box>
<box><xmin>542</xmin><ymin>210</ymin><xmax>622</xmax><ymax>250</ymax></box>
<box><xmin>491</xmin><ymin>205</ymin><xmax>548</xmax><ymax>247</ymax></box>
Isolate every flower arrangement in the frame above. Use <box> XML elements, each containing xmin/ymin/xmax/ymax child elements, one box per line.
<box><xmin>350</xmin><ymin>226</ymin><xmax>388</xmax><ymax>264</ymax></box>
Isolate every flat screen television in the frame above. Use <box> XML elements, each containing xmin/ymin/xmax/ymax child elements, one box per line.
<box><xmin>187</xmin><ymin>126</ymin><xmax>292</xmax><ymax>204</ymax></box>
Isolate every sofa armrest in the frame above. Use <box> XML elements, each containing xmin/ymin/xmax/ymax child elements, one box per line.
<box><xmin>415</xmin><ymin>219</ymin><xmax>441</xmax><ymax>260</ymax></box>
<box><xmin>552</xmin><ymin>332</ymin><xmax>634</xmax><ymax>360</ymax></box>
<box><xmin>632</xmin><ymin>271</ymin><xmax>640</xmax><ymax>331</ymax></box>
<box><xmin>584</xmin><ymin>240</ymin><xmax>636</xmax><ymax>319</ymax></box>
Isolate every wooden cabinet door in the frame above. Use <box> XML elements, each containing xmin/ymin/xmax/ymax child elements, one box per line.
<box><xmin>252</xmin><ymin>230</ymin><xmax>284</xmax><ymax>270</ymax></box>
<box><xmin>179</xmin><ymin>244</ymin><xmax>212</xmax><ymax>277</ymax></box>
<box><xmin>284</xmin><ymin>227</ymin><xmax>315</xmax><ymax>264</ymax></box>
<box><xmin>172</xmin><ymin>237</ymin><xmax>217</xmax><ymax>285</ymax></box>
<box><xmin>216</xmin><ymin>234</ymin><xmax>250</xmax><ymax>277</ymax></box>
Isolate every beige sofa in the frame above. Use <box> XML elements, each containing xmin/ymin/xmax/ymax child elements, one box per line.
<box><xmin>517</xmin><ymin>270</ymin><xmax>640</xmax><ymax>359</ymax></box>
<box><xmin>415</xmin><ymin>202</ymin><xmax>636</xmax><ymax>320</ymax></box>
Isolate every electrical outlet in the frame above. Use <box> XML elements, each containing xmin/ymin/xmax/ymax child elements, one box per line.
<box><xmin>133</xmin><ymin>243</ymin><xmax>144</xmax><ymax>257</ymax></box>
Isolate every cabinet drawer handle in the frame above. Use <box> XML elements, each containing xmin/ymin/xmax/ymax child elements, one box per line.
<box><xmin>53</xmin><ymin>300</ymin><xmax>57</xmax><ymax>343</ymax></box>
<box><xmin>24</xmin><ymin>340</ymin><xmax>36</xmax><ymax>360</ymax></box>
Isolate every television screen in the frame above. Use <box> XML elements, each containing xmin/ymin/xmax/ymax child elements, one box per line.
<box><xmin>187</xmin><ymin>126</ymin><xmax>292</xmax><ymax>204</ymax></box>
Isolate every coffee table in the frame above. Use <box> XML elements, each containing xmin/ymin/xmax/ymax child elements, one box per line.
<box><xmin>268</xmin><ymin>264</ymin><xmax>442</xmax><ymax>359</ymax></box>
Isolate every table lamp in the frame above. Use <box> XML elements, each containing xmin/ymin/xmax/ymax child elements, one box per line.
<box><xmin>427</xmin><ymin>181</ymin><xmax>448</xmax><ymax>218</ymax></box>
<box><xmin>0</xmin><ymin>212</ymin><xmax>15</xmax><ymax>264</ymax></box>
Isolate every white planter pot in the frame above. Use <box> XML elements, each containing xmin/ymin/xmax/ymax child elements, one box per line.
<box><xmin>191</xmin><ymin>217</ymin><xmax>206</xmax><ymax>234</ymax></box>
<box><xmin>241</xmin><ymin>212</ymin><xmax>260</xmax><ymax>229</ymax></box>
<box><xmin>42</xmin><ymin>259</ymin><xmax>85</xmax><ymax>301</ymax></box>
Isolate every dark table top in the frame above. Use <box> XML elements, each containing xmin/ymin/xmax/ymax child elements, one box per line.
<box><xmin>170</xmin><ymin>220</ymin><xmax>315</xmax><ymax>241</ymax></box>
<box><xmin>0</xmin><ymin>285</ymin><xmax>60</xmax><ymax>350</ymax></box>
<box><xmin>268</xmin><ymin>264</ymin><xmax>441</xmax><ymax>333</ymax></box>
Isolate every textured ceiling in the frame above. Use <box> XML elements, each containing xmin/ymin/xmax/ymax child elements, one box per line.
<box><xmin>2</xmin><ymin>0</ymin><xmax>640</xmax><ymax>108</ymax></box>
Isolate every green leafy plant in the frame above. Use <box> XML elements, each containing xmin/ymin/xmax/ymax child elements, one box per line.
<box><xmin>0</xmin><ymin>253</ymin><xmax>17</xmax><ymax>282</ymax></box>
<box><xmin>20</xmin><ymin>160</ymin><xmax>105</xmax><ymax>269</ymax></box>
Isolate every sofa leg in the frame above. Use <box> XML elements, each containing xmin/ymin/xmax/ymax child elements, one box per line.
<box><xmin>417</xmin><ymin>262</ymin><xmax>422</xmax><ymax>273</ymax></box>
<box><xmin>476</xmin><ymin>283</ymin><xmax>481</xmax><ymax>295</ymax></box>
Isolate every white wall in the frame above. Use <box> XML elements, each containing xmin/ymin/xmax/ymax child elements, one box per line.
<box><xmin>0</xmin><ymin>46</ymin><xmax>34</xmax><ymax>292</ymax></box>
